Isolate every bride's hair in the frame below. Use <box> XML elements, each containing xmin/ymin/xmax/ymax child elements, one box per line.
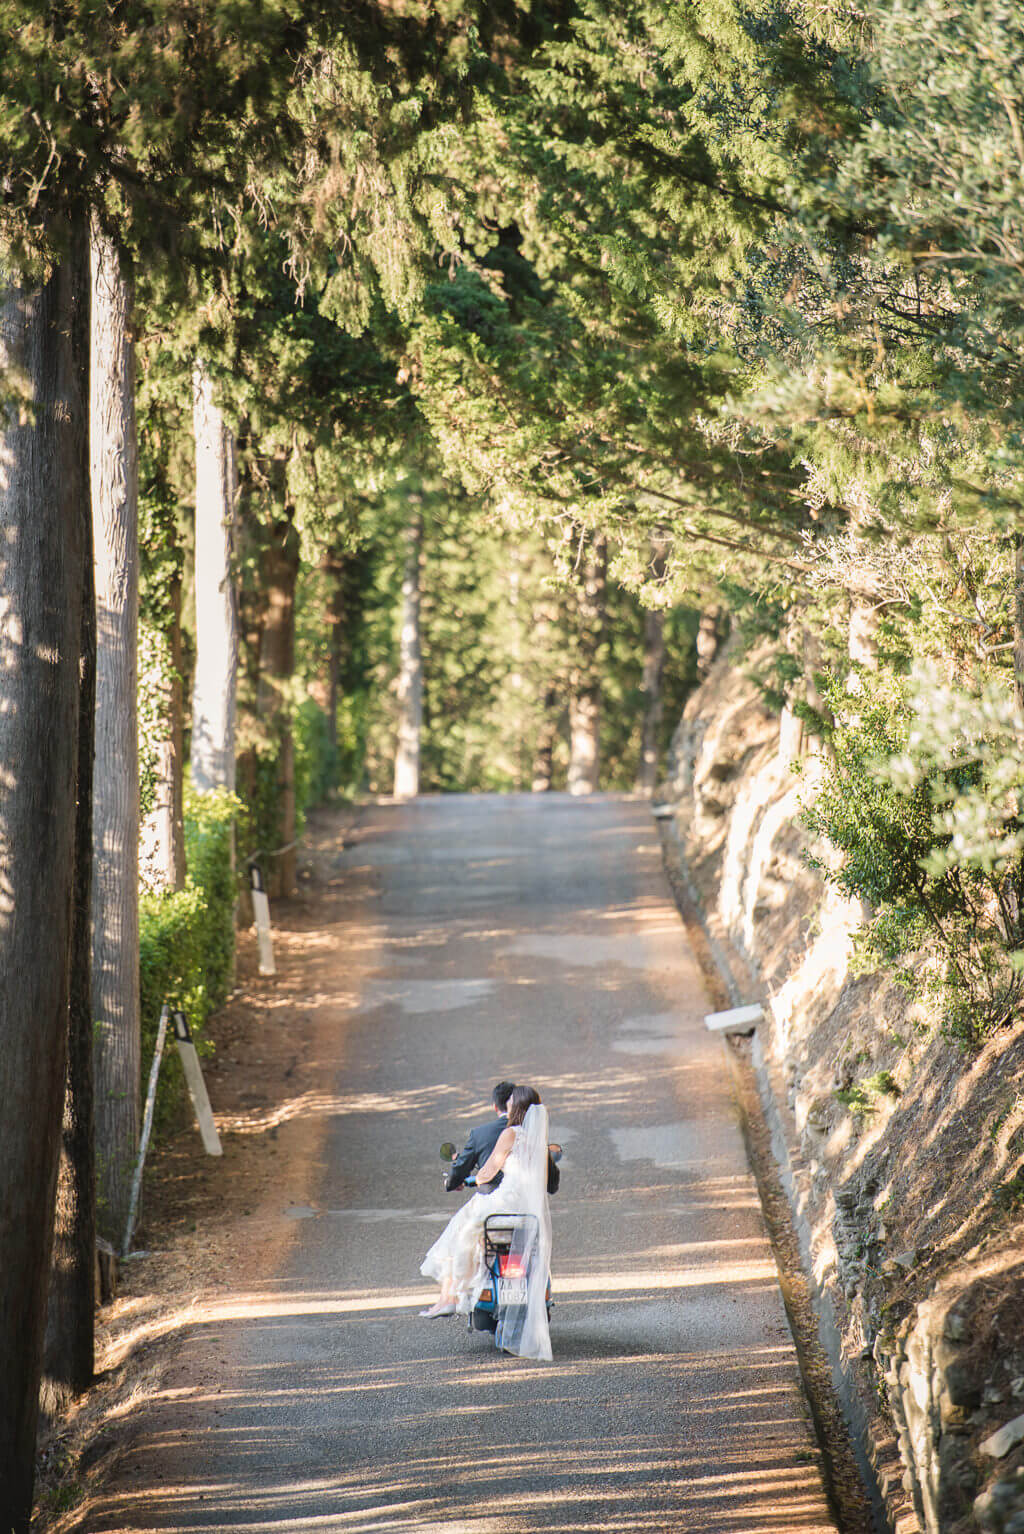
<box><xmin>507</xmin><ymin>1085</ymin><xmax>540</xmax><ymax>1126</ymax></box>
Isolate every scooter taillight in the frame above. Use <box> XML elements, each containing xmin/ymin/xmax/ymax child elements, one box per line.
<box><xmin>498</xmin><ymin>1256</ymin><xmax>525</xmax><ymax>1277</ymax></box>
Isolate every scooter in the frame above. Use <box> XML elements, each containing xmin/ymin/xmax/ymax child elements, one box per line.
<box><xmin>438</xmin><ymin>1141</ymin><xmax>560</xmax><ymax>1348</ymax></box>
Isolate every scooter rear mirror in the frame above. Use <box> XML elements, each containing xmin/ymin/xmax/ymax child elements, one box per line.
<box><xmin>439</xmin><ymin>1142</ymin><xmax>456</xmax><ymax>1162</ymax></box>
<box><xmin>550</xmin><ymin>1143</ymin><xmax>563</xmax><ymax>1162</ymax></box>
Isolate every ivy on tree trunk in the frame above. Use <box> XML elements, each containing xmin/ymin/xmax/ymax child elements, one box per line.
<box><xmin>191</xmin><ymin>360</ymin><xmax>239</xmax><ymax>795</ymax></box>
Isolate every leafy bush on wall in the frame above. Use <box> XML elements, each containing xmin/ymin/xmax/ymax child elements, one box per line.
<box><xmin>801</xmin><ymin>670</ymin><xmax>1024</xmax><ymax>1046</ymax></box>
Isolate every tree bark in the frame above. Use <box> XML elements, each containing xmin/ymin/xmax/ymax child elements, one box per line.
<box><xmin>90</xmin><ymin>221</ymin><xmax>141</xmax><ymax>1244</ymax></box>
<box><xmin>393</xmin><ymin>512</ymin><xmax>423</xmax><ymax>800</ymax></box>
<box><xmin>0</xmin><ymin>233</ymin><xmax>90</xmax><ymax>1532</ymax></box>
<box><xmin>42</xmin><ymin>504</ymin><xmax>96</xmax><ymax>1420</ymax></box>
<box><xmin>635</xmin><ymin>606</ymin><xmax>666</xmax><ymax>794</ymax></box>
<box><xmin>531</xmin><ymin>685</ymin><xmax>561</xmax><ymax>793</ymax></box>
<box><xmin>567</xmin><ymin>536</ymin><xmax>606</xmax><ymax>796</ymax></box>
<box><xmin>191</xmin><ymin>360</ymin><xmax>238</xmax><ymax>793</ymax></box>
<box><xmin>258</xmin><ymin>513</ymin><xmax>300</xmax><ymax>898</ymax></box>
<box><xmin>635</xmin><ymin>541</ymin><xmax>668</xmax><ymax>795</ymax></box>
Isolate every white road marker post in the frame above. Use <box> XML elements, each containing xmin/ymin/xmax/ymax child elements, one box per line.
<box><xmin>704</xmin><ymin>1003</ymin><xmax>763</xmax><ymax>1035</ymax></box>
<box><xmin>250</xmin><ymin>862</ymin><xmax>276</xmax><ymax>977</ymax></box>
<box><xmin>172</xmin><ymin>1010</ymin><xmax>223</xmax><ymax>1156</ymax></box>
<box><xmin>123</xmin><ymin>1003</ymin><xmax>170</xmax><ymax>1257</ymax></box>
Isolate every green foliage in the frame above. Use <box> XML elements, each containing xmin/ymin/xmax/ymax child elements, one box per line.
<box><xmin>294</xmin><ymin>698</ymin><xmax>337</xmax><ymax>826</ymax></box>
<box><xmin>805</xmin><ymin>671</ymin><xmax>1024</xmax><ymax>1045</ymax></box>
<box><xmin>183</xmin><ymin>788</ymin><xmax>238</xmax><ymax>1015</ymax></box>
<box><xmin>138</xmin><ymin>789</ymin><xmax>238</xmax><ymax>1130</ymax></box>
<box><xmin>834</xmin><ymin>1070</ymin><xmax>900</xmax><ymax>1118</ymax></box>
<box><xmin>307</xmin><ymin>471</ymin><xmax>700</xmax><ymax>795</ymax></box>
<box><xmin>138</xmin><ymin>884</ymin><xmax>209</xmax><ymax>1133</ymax></box>
<box><xmin>22</xmin><ymin>0</ymin><xmax>1024</xmax><ymax>1115</ymax></box>
<box><xmin>137</xmin><ymin>625</ymin><xmax>170</xmax><ymax>823</ymax></box>
<box><xmin>236</xmin><ymin>745</ymin><xmax>285</xmax><ymax>878</ymax></box>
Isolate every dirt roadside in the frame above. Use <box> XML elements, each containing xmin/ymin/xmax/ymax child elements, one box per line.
<box><xmin>32</xmin><ymin>801</ymin><xmax>372</xmax><ymax>1532</ymax></box>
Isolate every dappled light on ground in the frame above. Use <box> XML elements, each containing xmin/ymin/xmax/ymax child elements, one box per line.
<box><xmin>89</xmin><ymin>1293</ymin><xmax>831</xmax><ymax>1533</ymax></box>
<box><xmin>69</xmin><ymin>796</ymin><xmax>838</xmax><ymax>1534</ymax></box>
<box><xmin>217</xmin><ymin>1083</ymin><xmax>468</xmax><ymax>1136</ymax></box>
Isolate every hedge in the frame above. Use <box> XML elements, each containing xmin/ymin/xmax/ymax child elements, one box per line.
<box><xmin>138</xmin><ymin>788</ymin><xmax>237</xmax><ymax>1131</ymax></box>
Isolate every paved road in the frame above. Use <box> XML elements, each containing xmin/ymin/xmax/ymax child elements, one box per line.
<box><xmin>96</xmin><ymin>794</ymin><xmax>836</xmax><ymax>1533</ymax></box>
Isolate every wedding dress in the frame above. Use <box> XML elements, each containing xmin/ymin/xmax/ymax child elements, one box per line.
<box><xmin>421</xmin><ymin>1103</ymin><xmax>553</xmax><ymax>1360</ymax></box>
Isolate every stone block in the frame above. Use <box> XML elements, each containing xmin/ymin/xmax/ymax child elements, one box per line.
<box><xmin>981</xmin><ymin>1414</ymin><xmax>1024</xmax><ymax>1459</ymax></box>
<box><xmin>975</xmin><ymin>1475</ymin><xmax>1024</xmax><ymax>1532</ymax></box>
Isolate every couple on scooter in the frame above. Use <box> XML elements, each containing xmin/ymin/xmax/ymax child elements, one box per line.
<box><xmin>419</xmin><ymin>1081</ymin><xmax>554</xmax><ymax>1361</ymax></box>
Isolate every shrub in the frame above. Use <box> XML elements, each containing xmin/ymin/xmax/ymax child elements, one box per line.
<box><xmin>803</xmin><ymin>668</ymin><xmax>1024</xmax><ymax>1046</ymax></box>
<box><xmin>138</xmin><ymin>884</ymin><xmax>209</xmax><ymax>1131</ymax></box>
<box><xmin>183</xmin><ymin>787</ymin><xmax>238</xmax><ymax>1013</ymax></box>
<box><xmin>138</xmin><ymin>787</ymin><xmax>239</xmax><ymax>1128</ymax></box>
<box><xmin>834</xmin><ymin>1071</ymin><xmax>901</xmax><ymax>1118</ymax></box>
<box><xmin>294</xmin><ymin>697</ymin><xmax>336</xmax><ymax>827</ymax></box>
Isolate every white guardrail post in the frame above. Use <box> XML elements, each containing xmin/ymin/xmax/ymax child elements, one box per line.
<box><xmin>250</xmin><ymin>863</ymin><xmax>276</xmax><ymax>977</ymax></box>
<box><xmin>123</xmin><ymin>1002</ymin><xmax>170</xmax><ymax>1257</ymax></box>
<box><xmin>172</xmin><ymin>1010</ymin><xmax>223</xmax><ymax>1157</ymax></box>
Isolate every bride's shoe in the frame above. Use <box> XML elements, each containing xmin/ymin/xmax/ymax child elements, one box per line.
<box><xmin>419</xmin><ymin>1302</ymin><xmax>456</xmax><ymax>1318</ymax></box>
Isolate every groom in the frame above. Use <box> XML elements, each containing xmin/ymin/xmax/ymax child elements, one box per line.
<box><xmin>445</xmin><ymin>1080</ymin><xmax>515</xmax><ymax>1193</ymax></box>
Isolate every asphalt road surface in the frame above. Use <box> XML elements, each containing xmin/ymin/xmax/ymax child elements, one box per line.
<box><xmin>96</xmin><ymin>793</ymin><xmax>838</xmax><ymax>1533</ymax></box>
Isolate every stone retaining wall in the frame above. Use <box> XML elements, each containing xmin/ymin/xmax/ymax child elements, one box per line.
<box><xmin>661</xmin><ymin>639</ymin><xmax>1024</xmax><ymax>1534</ymax></box>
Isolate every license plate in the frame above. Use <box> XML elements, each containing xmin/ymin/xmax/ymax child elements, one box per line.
<box><xmin>497</xmin><ymin>1277</ymin><xmax>528</xmax><ymax>1307</ymax></box>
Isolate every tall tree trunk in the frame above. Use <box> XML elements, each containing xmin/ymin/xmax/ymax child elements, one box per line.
<box><xmin>258</xmin><ymin>512</ymin><xmax>300</xmax><ymax>898</ymax></box>
<box><xmin>393</xmin><ymin>512</ymin><xmax>423</xmax><ymax>800</ymax></box>
<box><xmin>635</xmin><ymin>541</ymin><xmax>668</xmax><ymax>795</ymax></box>
<box><xmin>191</xmin><ymin>360</ymin><xmax>238</xmax><ymax>793</ymax></box>
<box><xmin>42</xmin><ymin>508</ymin><xmax>97</xmax><ymax>1420</ymax></box>
<box><xmin>568</xmin><ymin>692</ymin><xmax>601</xmax><ymax>794</ymax></box>
<box><xmin>531</xmin><ymin>685</ymin><xmax>561</xmax><ymax>792</ymax></box>
<box><xmin>140</xmin><ymin>574</ymin><xmax>186</xmax><ymax>889</ymax></box>
<box><xmin>0</xmin><ymin>233</ymin><xmax>90</xmax><ymax>1533</ymax></box>
<box><xmin>635</xmin><ymin>606</ymin><xmax>666</xmax><ymax>794</ymax></box>
<box><xmin>90</xmin><ymin>221</ymin><xmax>140</xmax><ymax>1244</ymax></box>
<box><xmin>567</xmin><ymin>536</ymin><xmax>606</xmax><ymax>796</ymax></box>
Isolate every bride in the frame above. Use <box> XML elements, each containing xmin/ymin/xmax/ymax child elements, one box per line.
<box><xmin>420</xmin><ymin>1085</ymin><xmax>553</xmax><ymax>1361</ymax></box>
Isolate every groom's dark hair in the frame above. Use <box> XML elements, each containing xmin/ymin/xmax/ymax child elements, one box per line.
<box><xmin>492</xmin><ymin>1080</ymin><xmax>515</xmax><ymax>1113</ymax></box>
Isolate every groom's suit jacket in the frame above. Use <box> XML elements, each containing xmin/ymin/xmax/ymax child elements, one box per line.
<box><xmin>446</xmin><ymin>1115</ymin><xmax>507</xmax><ymax>1192</ymax></box>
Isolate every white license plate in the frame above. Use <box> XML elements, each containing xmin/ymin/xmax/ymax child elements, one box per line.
<box><xmin>497</xmin><ymin>1277</ymin><xmax>528</xmax><ymax>1307</ymax></box>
